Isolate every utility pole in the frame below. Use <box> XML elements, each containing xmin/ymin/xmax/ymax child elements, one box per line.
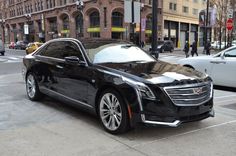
<box><xmin>152</xmin><ymin>0</ymin><xmax>158</xmax><ymax>59</ymax></box>
<box><xmin>204</xmin><ymin>0</ymin><xmax>209</xmax><ymax>52</ymax></box>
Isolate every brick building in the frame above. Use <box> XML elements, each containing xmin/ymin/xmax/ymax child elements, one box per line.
<box><xmin>0</xmin><ymin>0</ymin><xmax>163</xmax><ymax>44</ymax></box>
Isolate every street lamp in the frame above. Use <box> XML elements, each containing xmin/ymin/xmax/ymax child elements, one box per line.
<box><xmin>0</xmin><ymin>18</ymin><xmax>5</xmax><ymax>44</ymax></box>
<box><xmin>76</xmin><ymin>0</ymin><xmax>84</xmax><ymax>11</ymax></box>
<box><xmin>24</xmin><ymin>13</ymin><xmax>31</xmax><ymax>43</ymax></box>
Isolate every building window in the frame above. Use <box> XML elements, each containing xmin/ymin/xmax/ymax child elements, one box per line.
<box><xmin>90</xmin><ymin>11</ymin><xmax>100</xmax><ymax>27</ymax></box>
<box><xmin>193</xmin><ymin>0</ymin><xmax>198</xmax><ymax>3</ymax></box>
<box><xmin>183</xmin><ymin>6</ymin><xmax>189</xmax><ymax>13</ymax></box>
<box><xmin>75</xmin><ymin>13</ymin><xmax>83</xmax><ymax>38</ymax></box>
<box><xmin>112</xmin><ymin>12</ymin><xmax>123</xmax><ymax>27</ymax></box>
<box><xmin>169</xmin><ymin>3</ymin><xmax>177</xmax><ymax>11</ymax></box>
<box><xmin>192</xmin><ymin>8</ymin><xmax>198</xmax><ymax>15</ymax></box>
<box><xmin>89</xmin><ymin>11</ymin><xmax>100</xmax><ymax>38</ymax></box>
<box><xmin>112</xmin><ymin>12</ymin><xmax>124</xmax><ymax>39</ymax></box>
<box><xmin>146</xmin><ymin>14</ymin><xmax>152</xmax><ymax>30</ymax></box>
<box><xmin>62</xmin><ymin>16</ymin><xmax>69</xmax><ymax>30</ymax></box>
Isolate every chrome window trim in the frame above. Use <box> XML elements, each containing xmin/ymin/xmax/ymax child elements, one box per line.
<box><xmin>163</xmin><ymin>81</ymin><xmax>213</xmax><ymax>107</ymax></box>
<box><xmin>34</xmin><ymin>38</ymin><xmax>89</xmax><ymax>66</ymax></box>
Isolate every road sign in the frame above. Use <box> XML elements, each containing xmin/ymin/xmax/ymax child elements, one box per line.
<box><xmin>227</xmin><ymin>18</ymin><xmax>233</xmax><ymax>30</ymax></box>
<box><xmin>227</xmin><ymin>9</ymin><xmax>233</xmax><ymax>18</ymax></box>
<box><xmin>24</xmin><ymin>24</ymin><xmax>29</xmax><ymax>35</ymax></box>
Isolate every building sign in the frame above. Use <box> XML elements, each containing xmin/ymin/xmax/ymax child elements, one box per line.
<box><xmin>24</xmin><ymin>24</ymin><xmax>29</xmax><ymax>35</ymax></box>
<box><xmin>124</xmin><ymin>0</ymin><xmax>140</xmax><ymax>23</ymax></box>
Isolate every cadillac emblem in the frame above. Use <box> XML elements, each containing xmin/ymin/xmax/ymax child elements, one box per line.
<box><xmin>193</xmin><ymin>87</ymin><xmax>203</xmax><ymax>94</ymax></box>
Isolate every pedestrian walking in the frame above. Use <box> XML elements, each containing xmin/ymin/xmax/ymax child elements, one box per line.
<box><xmin>205</xmin><ymin>39</ymin><xmax>211</xmax><ymax>55</ymax></box>
<box><xmin>183</xmin><ymin>41</ymin><xmax>189</xmax><ymax>58</ymax></box>
<box><xmin>191</xmin><ymin>40</ymin><xmax>198</xmax><ymax>57</ymax></box>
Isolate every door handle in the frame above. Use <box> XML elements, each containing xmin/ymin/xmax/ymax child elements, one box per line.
<box><xmin>56</xmin><ymin>65</ymin><xmax>63</xmax><ymax>69</ymax></box>
<box><xmin>210</xmin><ymin>61</ymin><xmax>226</xmax><ymax>64</ymax></box>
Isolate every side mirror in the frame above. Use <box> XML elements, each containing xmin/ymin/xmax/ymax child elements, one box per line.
<box><xmin>221</xmin><ymin>53</ymin><xmax>225</xmax><ymax>59</ymax></box>
<box><xmin>65</xmin><ymin>56</ymin><xmax>86</xmax><ymax>66</ymax></box>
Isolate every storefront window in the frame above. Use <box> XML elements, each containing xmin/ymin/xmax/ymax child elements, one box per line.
<box><xmin>111</xmin><ymin>12</ymin><xmax>124</xmax><ymax>39</ymax></box>
<box><xmin>75</xmin><ymin>13</ymin><xmax>83</xmax><ymax>38</ymax></box>
<box><xmin>89</xmin><ymin>11</ymin><xmax>100</xmax><ymax>38</ymax></box>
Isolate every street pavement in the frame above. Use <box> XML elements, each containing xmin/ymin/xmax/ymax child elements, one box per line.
<box><xmin>0</xmin><ymin>48</ymin><xmax>236</xmax><ymax>156</ymax></box>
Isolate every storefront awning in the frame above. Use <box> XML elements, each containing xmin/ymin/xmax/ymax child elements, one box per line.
<box><xmin>87</xmin><ymin>27</ymin><xmax>101</xmax><ymax>32</ymax></box>
<box><xmin>145</xmin><ymin>30</ymin><xmax>152</xmax><ymax>34</ymax></box>
<box><xmin>112</xmin><ymin>27</ymin><xmax>126</xmax><ymax>32</ymax></box>
<box><xmin>61</xmin><ymin>30</ymin><xmax>70</xmax><ymax>34</ymax></box>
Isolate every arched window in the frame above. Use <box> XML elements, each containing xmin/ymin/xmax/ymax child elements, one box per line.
<box><xmin>90</xmin><ymin>11</ymin><xmax>100</xmax><ymax>27</ymax></box>
<box><xmin>75</xmin><ymin>13</ymin><xmax>83</xmax><ymax>38</ymax></box>
<box><xmin>146</xmin><ymin>14</ymin><xmax>152</xmax><ymax>30</ymax></box>
<box><xmin>89</xmin><ymin>11</ymin><xmax>100</xmax><ymax>38</ymax></box>
<box><xmin>112</xmin><ymin>12</ymin><xmax>123</xmax><ymax>27</ymax></box>
<box><xmin>62</xmin><ymin>15</ymin><xmax>69</xmax><ymax>30</ymax></box>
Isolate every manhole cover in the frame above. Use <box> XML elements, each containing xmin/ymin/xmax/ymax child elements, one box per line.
<box><xmin>222</xmin><ymin>103</ymin><xmax>236</xmax><ymax>110</ymax></box>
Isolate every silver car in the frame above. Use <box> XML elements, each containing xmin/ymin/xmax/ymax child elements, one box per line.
<box><xmin>0</xmin><ymin>40</ymin><xmax>5</xmax><ymax>56</ymax></box>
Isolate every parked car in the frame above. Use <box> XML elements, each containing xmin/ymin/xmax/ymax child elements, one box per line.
<box><xmin>150</xmin><ymin>40</ymin><xmax>174</xmax><ymax>54</ymax></box>
<box><xmin>26</xmin><ymin>42</ymin><xmax>43</xmax><ymax>54</ymax></box>
<box><xmin>0</xmin><ymin>40</ymin><xmax>5</xmax><ymax>56</ymax></box>
<box><xmin>14</xmin><ymin>41</ymin><xmax>28</xmax><ymax>50</ymax></box>
<box><xmin>8</xmin><ymin>42</ymin><xmax>15</xmax><ymax>49</ymax></box>
<box><xmin>23</xmin><ymin>38</ymin><xmax>214</xmax><ymax>134</ymax></box>
<box><xmin>178</xmin><ymin>46</ymin><xmax>236</xmax><ymax>88</ymax></box>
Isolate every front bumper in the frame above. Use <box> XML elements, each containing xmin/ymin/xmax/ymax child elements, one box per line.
<box><xmin>140</xmin><ymin>109</ymin><xmax>215</xmax><ymax>127</ymax></box>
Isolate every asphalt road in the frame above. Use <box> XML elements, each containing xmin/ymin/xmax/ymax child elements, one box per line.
<box><xmin>0</xmin><ymin>49</ymin><xmax>236</xmax><ymax>156</ymax></box>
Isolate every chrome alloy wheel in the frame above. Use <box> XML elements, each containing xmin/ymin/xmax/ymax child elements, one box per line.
<box><xmin>26</xmin><ymin>74</ymin><xmax>36</xmax><ymax>98</ymax></box>
<box><xmin>99</xmin><ymin>93</ymin><xmax>122</xmax><ymax>131</ymax></box>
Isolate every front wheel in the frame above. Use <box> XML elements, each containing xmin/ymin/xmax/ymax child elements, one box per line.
<box><xmin>26</xmin><ymin>72</ymin><xmax>43</xmax><ymax>101</ymax></box>
<box><xmin>98</xmin><ymin>89</ymin><xmax>130</xmax><ymax>134</ymax></box>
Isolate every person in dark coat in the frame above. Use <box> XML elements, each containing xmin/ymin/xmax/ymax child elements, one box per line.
<box><xmin>205</xmin><ymin>39</ymin><xmax>211</xmax><ymax>55</ymax></box>
<box><xmin>191</xmin><ymin>40</ymin><xmax>198</xmax><ymax>57</ymax></box>
<box><xmin>183</xmin><ymin>41</ymin><xmax>189</xmax><ymax>58</ymax></box>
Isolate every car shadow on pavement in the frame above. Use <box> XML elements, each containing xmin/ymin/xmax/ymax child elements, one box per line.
<box><xmin>214</xmin><ymin>85</ymin><xmax>236</xmax><ymax>92</ymax></box>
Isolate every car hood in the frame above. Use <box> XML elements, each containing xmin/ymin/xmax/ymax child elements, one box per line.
<box><xmin>97</xmin><ymin>61</ymin><xmax>208</xmax><ymax>85</ymax></box>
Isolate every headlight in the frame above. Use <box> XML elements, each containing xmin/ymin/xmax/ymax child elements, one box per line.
<box><xmin>122</xmin><ymin>77</ymin><xmax>156</xmax><ymax>100</ymax></box>
<box><xmin>136</xmin><ymin>84</ymin><xmax>156</xmax><ymax>99</ymax></box>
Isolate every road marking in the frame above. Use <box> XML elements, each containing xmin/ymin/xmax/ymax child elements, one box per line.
<box><xmin>215</xmin><ymin>94</ymin><xmax>236</xmax><ymax>99</ymax></box>
<box><xmin>215</xmin><ymin>99</ymin><xmax>236</xmax><ymax>104</ymax></box>
<box><xmin>8</xmin><ymin>57</ymin><xmax>19</xmax><ymax>60</ymax></box>
<box><xmin>132</xmin><ymin>119</ymin><xmax>236</xmax><ymax>148</ymax></box>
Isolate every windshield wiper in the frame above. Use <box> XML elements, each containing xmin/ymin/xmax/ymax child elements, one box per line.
<box><xmin>121</xmin><ymin>44</ymin><xmax>135</xmax><ymax>49</ymax></box>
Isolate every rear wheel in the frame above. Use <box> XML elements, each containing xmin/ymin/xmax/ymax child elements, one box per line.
<box><xmin>98</xmin><ymin>89</ymin><xmax>130</xmax><ymax>134</ymax></box>
<box><xmin>26</xmin><ymin>72</ymin><xmax>43</xmax><ymax>101</ymax></box>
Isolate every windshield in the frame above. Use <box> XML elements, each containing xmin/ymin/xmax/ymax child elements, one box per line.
<box><xmin>157</xmin><ymin>41</ymin><xmax>164</xmax><ymax>45</ymax></box>
<box><xmin>85</xmin><ymin>43</ymin><xmax>155</xmax><ymax>64</ymax></box>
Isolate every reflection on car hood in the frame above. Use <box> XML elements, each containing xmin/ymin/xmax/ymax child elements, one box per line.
<box><xmin>98</xmin><ymin>61</ymin><xmax>207</xmax><ymax>85</ymax></box>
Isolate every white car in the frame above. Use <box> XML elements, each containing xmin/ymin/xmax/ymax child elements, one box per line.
<box><xmin>178</xmin><ymin>46</ymin><xmax>236</xmax><ymax>88</ymax></box>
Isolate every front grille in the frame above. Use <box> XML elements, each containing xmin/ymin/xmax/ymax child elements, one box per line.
<box><xmin>164</xmin><ymin>82</ymin><xmax>212</xmax><ymax>106</ymax></box>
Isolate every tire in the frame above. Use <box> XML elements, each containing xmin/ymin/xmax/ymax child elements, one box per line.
<box><xmin>170</xmin><ymin>48</ymin><xmax>174</xmax><ymax>53</ymax></box>
<box><xmin>26</xmin><ymin>72</ymin><xmax>43</xmax><ymax>101</ymax></box>
<box><xmin>98</xmin><ymin>89</ymin><xmax>130</xmax><ymax>134</ymax></box>
<box><xmin>1</xmin><ymin>52</ymin><xmax>4</xmax><ymax>56</ymax></box>
<box><xmin>160</xmin><ymin>48</ymin><xmax>163</xmax><ymax>53</ymax></box>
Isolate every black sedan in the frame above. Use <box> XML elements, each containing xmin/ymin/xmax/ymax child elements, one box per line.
<box><xmin>23</xmin><ymin>38</ymin><xmax>214</xmax><ymax>134</ymax></box>
<box><xmin>150</xmin><ymin>40</ymin><xmax>174</xmax><ymax>55</ymax></box>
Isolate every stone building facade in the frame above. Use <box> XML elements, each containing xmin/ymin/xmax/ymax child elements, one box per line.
<box><xmin>163</xmin><ymin>0</ymin><xmax>206</xmax><ymax>48</ymax></box>
<box><xmin>0</xmin><ymin>0</ymin><xmax>163</xmax><ymax>44</ymax></box>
